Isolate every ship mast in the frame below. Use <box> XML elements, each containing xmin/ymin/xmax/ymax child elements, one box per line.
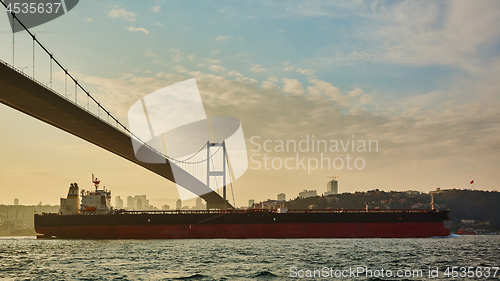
<box><xmin>92</xmin><ymin>173</ymin><xmax>100</xmax><ymax>190</ymax></box>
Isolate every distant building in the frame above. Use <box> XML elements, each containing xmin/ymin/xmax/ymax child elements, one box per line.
<box><xmin>248</xmin><ymin>199</ymin><xmax>255</xmax><ymax>208</ymax></box>
<box><xmin>325</xmin><ymin>178</ymin><xmax>338</xmax><ymax>196</ymax></box>
<box><xmin>162</xmin><ymin>204</ymin><xmax>170</xmax><ymax>210</ymax></box>
<box><xmin>406</xmin><ymin>190</ymin><xmax>420</xmax><ymax>196</ymax></box>
<box><xmin>115</xmin><ymin>196</ymin><xmax>124</xmax><ymax>209</ymax></box>
<box><xmin>14</xmin><ymin>199</ymin><xmax>19</xmax><ymax>206</ymax></box>
<box><xmin>135</xmin><ymin>198</ymin><xmax>143</xmax><ymax>210</ymax></box>
<box><xmin>277</xmin><ymin>193</ymin><xmax>286</xmax><ymax>201</ymax></box>
<box><xmin>123</xmin><ymin>195</ymin><xmax>152</xmax><ymax>210</ymax></box>
<box><xmin>299</xmin><ymin>190</ymin><xmax>317</xmax><ymax>199</ymax></box>
<box><xmin>135</xmin><ymin>195</ymin><xmax>148</xmax><ymax>209</ymax></box>
<box><xmin>195</xmin><ymin>197</ymin><xmax>205</xmax><ymax>210</ymax></box>
<box><xmin>176</xmin><ymin>199</ymin><xmax>182</xmax><ymax>210</ymax></box>
<box><xmin>127</xmin><ymin>196</ymin><xmax>135</xmax><ymax>210</ymax></box>
<box><xmin>253</xmin><ymin>200</ymin><xmax>283</xmax><ymax>210</ymax></box>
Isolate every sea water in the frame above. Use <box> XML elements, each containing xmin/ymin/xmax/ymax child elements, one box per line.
<box><xmin>0</xmin><ymin>235</ymin><xmax>499</xmax><ymax>280</ymax></box>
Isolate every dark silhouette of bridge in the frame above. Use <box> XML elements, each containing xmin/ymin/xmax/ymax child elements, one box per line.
<box><xmin>0</xmin><ymin>60</ymin><xmax>231</xmax><ymax>209</ymax></box>
<box><xmin>0</xmin><ymin>3</ymin><xmax>231</xmax><ymax>209</ymax></box>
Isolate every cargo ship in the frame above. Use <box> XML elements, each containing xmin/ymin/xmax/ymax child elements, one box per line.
<box><xmin>35</xmin><ymin>176</ymin><xmax>451</xmax><ymax>239</ymax></box>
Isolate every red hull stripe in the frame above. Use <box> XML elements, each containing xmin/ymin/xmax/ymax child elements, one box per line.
<box><xmin>36</xmin><ymin>222</ymin><xmax>450</xmax><ymax>239</ymax></box>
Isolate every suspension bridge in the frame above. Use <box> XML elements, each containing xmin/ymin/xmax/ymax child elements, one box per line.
<box><xmin>0</xmin><ymin>3</ymin><xmax>233</xmax><ymax>209</ymax></box>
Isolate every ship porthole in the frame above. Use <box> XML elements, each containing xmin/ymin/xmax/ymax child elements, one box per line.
<box><xmin>148</xmin><ymin>219</ymin><xmax>151</xmax><ymax>223</ymax></box>
<box><xmin>273</xmin><ymin>218</ymin><xmax>276</xmax><ymax>221</ymax></box>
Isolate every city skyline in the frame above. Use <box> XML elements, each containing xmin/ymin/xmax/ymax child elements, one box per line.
<box><xmin>0</xmin><ymin>1</ymin><xmax>499</xmax><ymax>208</ymax></box>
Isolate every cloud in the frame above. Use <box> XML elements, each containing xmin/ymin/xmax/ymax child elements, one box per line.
<box><xmin>172</xmin><ymin>66</ymin><xmax>189</xmax><ymax>73</ymax></box>
<box><xmin>209</xmin><ymin>65</ymin><xmax>226</xmax><ymax>72</ymax></box>
<box><xmin>65</xmin><ymin>63</ymin><xmax>500</xmax><ymax>197</ymax></box>
<box><xmin>84</xmin><ymin>17</ymin><xmax>93</xmax><ymax>22</ymax></box>
<box><xmin>127</xmin><ymin>26</ymin><xmax>149</xmax><ymax>34</ymax></box>
<box><xmin>205</xmin><ymin>58</ymin><xmax>221</xmax><ymax>64</ymax></box>
<box><xmin>370</xmin><ymin>1</ymin><xmax>500</xmax><ymax>73</ymax></box>
<box><xmin>268</xmin><ymin>76</ymin><xmax>278</xmax><ymax>83</ymax></box>
<box><xmin>307</xmin><ymin>78</ymin><xmax>346</xmax><ymax>105</ymax></box>
<box><xmin>348</xmin><ymin>87</ymin><xmax>364</xmax><ymax>97</ymax></box>
<box><xmin>188</xmin><ymin>54</ymin><xmax>195</xmax><ymax>61</ymax></box>
<box><xmin>151</xmin><ymin>5</ymin><xmax>161</xmax><ymax>12</ymax></box>
<box><xmin>216</xmin><ymin>35</ymin><xmax>230</xmax><ymax>43</ymax></box>
<box><xmin>296</xmin><ymin>68</ymin><xmax>316</xmax><ymax>76</ymax></box>
<box><xmin>231</xmin><ymin>53</ymin><xmax>247</xmax><ymax>58</ymax></box>
<box><xmin>282</xmin><ymin>78</ymin><xmax>305</xmax><ymax>96</ymax></box>
<box><xmin>212</xmin><ymin>49</ymin><xmax>221</xmax><ymax>55</ymax></box>
<box><xmin>108</xmin><ymin>8</ymin><xmax>137</xmax><ymax>22</ymax></box>
<box><xmin>145</xmin><ymin>51</ymin><xmax>161</xmax><ymax>59</ymax></box>
<box><xmin>250</xmin><ymin>64</ymin><xmax>267</xmax><ymax>73</ymax></box>
<box><xmin>153</xmin><ymin>22</ymin><xmax>164</xmax><ymax>27</ymax></box>
<box><xmin>228</xmin><ymin>71</ymin><xmax>243</xmax><ymax>77</ymax></box>
<box><xmin>173</xmin><ymin>54</ymin><xmax>183</xmax><ymax>62</ymax></box>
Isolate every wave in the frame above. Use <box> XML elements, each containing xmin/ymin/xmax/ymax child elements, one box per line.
<box><xmin>175</xmin><ymin>273</ymin><xmax>208</xmax><ymax>280</ymax></box>
<box><xmin>249</xmin><ymin>271</ymin><xmax>277</xmax><ymax>278</ymax></box>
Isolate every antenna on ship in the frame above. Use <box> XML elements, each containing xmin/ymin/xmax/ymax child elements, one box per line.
<box><xmin>92</xmin><ymin>173</ymin><xmax>100</xmax><ymax>190</ymax></box>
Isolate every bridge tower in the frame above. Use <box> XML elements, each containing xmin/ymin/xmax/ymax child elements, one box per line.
<box><xmin>206</xmin><ymin>141</ymin><xmax>229</xmax><ymax>210</ymax></box>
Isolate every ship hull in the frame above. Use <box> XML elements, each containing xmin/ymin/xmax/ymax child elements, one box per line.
<box><xmin>35</xmin><ymin>210</ymin><xmax>450</xmax><ymax>239</ymax></box>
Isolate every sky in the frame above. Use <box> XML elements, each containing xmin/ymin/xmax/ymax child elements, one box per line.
<box><xmin>0</xmin><ymin>0</ymin><xmax>499</xmax><ymax>208</ymax></box>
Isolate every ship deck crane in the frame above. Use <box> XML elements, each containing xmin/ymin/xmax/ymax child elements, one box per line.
<box><xmin>429</xmin><ymin>188</ymin><xmax>444</xmax><ymax>211</ymax></box>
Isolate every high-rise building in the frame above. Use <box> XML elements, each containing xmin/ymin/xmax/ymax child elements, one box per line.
<box><xmin>115</xmin><ymin>196</ymin><xmax>124</xmax><ymax>209</ymax></box>
<box><xmin>325</xmin><ymin>178</ymin><xmax>338</xmax><ymax>196</ymax></box>
<box><xmin>139</xmin><ymin>195</ymin><xmax>147</xmax><ymax>209</ymax></box>
<box><xmin>248</xmin><ymin>199</ymin><xmax>255</xmax><ymax>208</ymax></box>
<box><xmin>127</xmin><ymin>196</ymin><xmax>135</xmax><ymax>210</ymax></box>
<box><xmin>14</xmin><ymin>198</ymin><xmax>19</xmax><ymax>206</ymax></box>
<box><xmin>135</xmin><ymin>198</ymin><xmax>143</xmax><ymax>210</ymax></box>
<box><xmin>176</xmin><ymin>199</ymin><xmax>182</xmax><ymax>210</ymax></box>
<box><xmin>162</xmin><ymin>204</ymin><xmax>170</xmax><ymax>210</ymax></box>
<box><xmin>195</xmin><ymin>197</ymin><xmax>205</xmax><ymax>210</ymax></box>
<box><xmin>277</xmin><ymin>193</ymin><xmax>286</xmax><ymax>201</ymax></box>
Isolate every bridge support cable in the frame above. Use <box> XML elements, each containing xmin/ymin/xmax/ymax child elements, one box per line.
<box><xmin>12</xmin><ymin>13</ymin><xmax>14</xmax><ymax>66</ymax></box>
<box><xmin>32</xmin><ymin>35</ymin><xmax>34</xmax><ymax>79</ymax></box>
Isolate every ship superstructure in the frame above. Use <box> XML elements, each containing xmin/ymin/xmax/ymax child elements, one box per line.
<box><xmin>59</xmin><ymin>174</ymin><xmax>112</xmax><ymax>215</ymax></box>
<box><xmin>59</xmin><ymin>182</ymin><xmax>80</xmax><ymax>215</ymax></box>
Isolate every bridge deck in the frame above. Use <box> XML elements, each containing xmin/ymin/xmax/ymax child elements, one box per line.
<box><xmin>0</xmin><ymin>60</ymin><xmax>231</xmax><ymax>209</ymax></box>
